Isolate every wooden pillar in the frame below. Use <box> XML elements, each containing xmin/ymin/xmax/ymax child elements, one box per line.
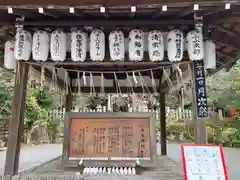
<box><xmin>65</xmin><ymin>94</ymin><xmax>73</xmax><ymax>112</ymax></box>
<box><xmin>159</xmin><ymin>90</ymin><xmax>167</xmax><ymax>155</ymax></box>
<box><xmin>191</xmin><ymin>15</ymin><xmax>208</xmax><ymax>144</ymax></box>
<box><xmin>4</xmin><ymin>62</ymin><xmax>29</xmax><ymax>176</ymax></box>
<box><xmin>62</xmin><ymin>93</ymin><xmax>73</xmax><ymax>162</ymax></box>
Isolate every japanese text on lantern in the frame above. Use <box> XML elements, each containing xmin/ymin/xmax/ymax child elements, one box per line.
<box><xmin>113</xmin><ymin>33</ymin><xmax>122</xmax><ymax>57</ymax></box>
<box><xmin>192</xmin><ymin>34</ymin><xmax>201</xmax><ymax>56</ymax></box>
<box><xmin>194</xmin><ymin>61</ymin><xmax>208</xmax><ymax>118</ymax></box>
<box><xmin>18</xmin><ymin>33</ymin><xmax>24</xmax><ymax>57</ymax></box>
<box><xmin>53</xmin><ymin>33</ymin><xmax>60</xmax><ymax>57</ymax></box>
<box><xmin>95</xmin><ymin>32</ymin><xmax>101</xmax><ymax>56</ymax></box>
<box><xmin>34</xmin><ymin>33</ymin><xmax>40</xmax><ymax>57</ymax></box>
<box><xmin>151</xmin><ymin>33</ymin><xmax>162</xmax><ymax>58</ymax></box>
<box><xmin>134</xmin><ymin>33</ymin><xmax>143</xmax><ymax>57</ymax></box>
<box><xmin>175</xmin><ymin>32</ymin><xmax>182</xmax><ymax>59</ymax></box>
<box><xmin>76</xmin><ymin>34</ymin><xmax>83</xmax><ymax>58</ymax></box>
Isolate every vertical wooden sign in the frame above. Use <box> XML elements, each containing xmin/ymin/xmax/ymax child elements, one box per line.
<box><xmin>193</xmin><ymin>60</ymin><xmax>208</xmax><ymax>118</ymax></box>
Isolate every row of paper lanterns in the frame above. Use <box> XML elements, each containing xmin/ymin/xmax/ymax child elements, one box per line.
<box><xmin>4</xmin><ymin>28</ymin><xmax>216</xmax><ymax>70</ymax></box>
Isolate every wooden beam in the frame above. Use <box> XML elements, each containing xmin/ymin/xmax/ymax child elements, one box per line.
<box><xmin>4</xmin><ymin>62</ymin><xmax>29</xmax><ymax>176</ymax></box>
<box><xmin>34</xmin><ymin>9</ymin><xmax>59</xmax><ymax>18</ymax></box>
<box><xmin>178</xmin><ymin>6</ymin><xmax>194</xmax><ymax>17</ymax></box>
<box><xmin>100</xmin><ymin>8</ymin><xmax>109</xmax><ymax>18</ymax></box>
<box><xmin>71</xmin><ymin>86</ymin><xmax>161</xmax><ymax>94</ymax></box>
<box><xmin>204</xmin><ymin>6</ymin><xmax>240</xmax><ymax>24</ymax></box>
<box><xmin>15</xmin><ymin>19</ymin><xmax>199</xmax><ymax>27</ymax></box>
<box><xmin>210</xmin><ymin>29</ymin><xmax>240</xmax><ymax>52</ymax></box>
<box><xmin>209</xmin><ymin>54</ymin><xmax>240</xmax><ymax>74</ymax></box>
<box><xmin>68</xmin><ymin>8</ymin><xmax>88</xmax><ymax>17</ymax></box>
<box><xmin>9</xmin><ymin>8</ymin><xmax>43</xmax><ymax>19</ymax></box>
<box><xmin>0</xmin><ymin>0</ymin><xmax>239</xmax><ymax>7</ymax></box>
<box><xmin>217</xmin><ymin>51</ymin><xmax>236</xmax><ymax>60</ymax></box>
<box><xmin>130</xmin><ymin>7</ymin><xmax>136</xmax><ymax>18</ymax></box>
<box><xmin>212</xmin><ymin>25</ymin><xmax>237</xmax><ymax>36</ymax></box>
<box><xmin>29</xmin><ymin>57</ymin><xmax>191</xmax><ymax>67</ymax></box>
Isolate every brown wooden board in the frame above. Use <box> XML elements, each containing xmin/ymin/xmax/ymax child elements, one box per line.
<box><xmin>69</xmin><ymin>118</ymin><xmax>150</xmax><ymax>160</ymax></box>
<box><xmin>63</xmin><ymin>112</ymin><xmax>156</xmax><ymax>168</ymax></box>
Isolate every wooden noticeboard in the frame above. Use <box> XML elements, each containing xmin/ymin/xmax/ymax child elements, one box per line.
<box><xmin>181</xmin><ymin>144</ymin><xmax>228</xmax><ymax>180</ymax></box>
<box><xmin>63</xmin><ymin>112</ymin><xmax>156</xmax><ymax>166</ymax></box>
<box><xmin>69</xmin><ymin>118</ymin><xmax>150</xmax><ymax>160</ymax></box>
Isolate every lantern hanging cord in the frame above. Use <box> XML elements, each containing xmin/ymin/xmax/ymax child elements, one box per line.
<box><xmin>113</xmin><ymin>72</ymin><xmax>122</xmax><ymax>96</ymax></box>
<box><xmin>24</xmin><ymin>61</ymin><xmax>190</xmax><ymax>74</ymax></box>
<box><xmin>126</xmin><ymin>72</ymin><xmax>135</xmax><ymax>95</ymax></box>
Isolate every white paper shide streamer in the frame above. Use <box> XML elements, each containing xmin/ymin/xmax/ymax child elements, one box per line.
<box><xmin>71</xmin><ymin>30</ymin><xmax>87</xmax><ymax>62</ymax></box>
<box><xmin>90</xmin><ymin>29</ymin><xmax>105</xmax><ymax>61</ymax></box>
<box><xmin>129</xmin><ymin>29</ymin><xmax>144</xmax><ymax>61</ymax></box>
<box><xmin>204</xmin><ymin>40</ymin><xmax>216</xmax><ymax>69</ymax></box>
<box><xmin>50</xmin><ymin>30</ymin><xmax>67</xmax><ymax>61</ymax></box>
<box><xmin>14</xmin><ymin>28</ymin><xmax>32</xmax><ymax>60</ymax></box>
<box><xmin>109</xmin><ymin>30</ymin><xmax>125</xmax><ymax>61</ymax></box>
<box><xmin>167</xmin><ymin>30</ymin><xmax>184</xmax><ymax>62</ymax></box>
<box><xmin>32</xmin><ymin>30</ymin><xmax>49</xmax><ymax>61</ymax></box>
<box><xmin>4</xmin><ymin>40</ymin><xmax>16</xmax><ymax>70</ymax></box>
<box><xmin>186</xmin><ymin>30</ymin><xmax>204</xmax><ymax>61</ymax></box>
<box><xmin>148</xmin><ymin>30</ymin><xmax>164</xmax><ymax>61</ymax></box>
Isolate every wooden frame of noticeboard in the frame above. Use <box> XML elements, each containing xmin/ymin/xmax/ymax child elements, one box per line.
<box><xmin>62</xmin><ymin>112</ymin><xmax>156</xmax><ymax>168</ymax></box>
<box><xmin>181</xmin><ymin>144</ymin><xmax>228</xmax><ymax>180</ymax></box>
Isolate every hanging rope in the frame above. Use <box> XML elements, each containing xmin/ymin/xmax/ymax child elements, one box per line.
<box><xmin>21</xmin><ymin>61</ymin><xmax>186</xmax><ymax>96</ymax></box>
<box><xmin>50</xmin><ymin>67</ymin><xmax>57</xmax><ymax>93</ymax></box>
<box><xmin>26</xmin><ymin>61</ymin><xmax>190</xmax><ymax>74</ymax></box>
<box><xmin>162</xmin><ymin>68</ymin><xmax>173</xmax><ymax>93</ymax></box>
<box><xmin>126</xmin><ymin>72</ymin><xmax>135</xmax><ymax>95</ymax></box>
<box><xmin>75</xmin><ymin>71</ymin><xmax>81</xmax><ymax>96</ymax></box>
<box><xmin>89</xmin><ymin>72</ymin><xmax>96</xmax><ymax>96</ymax></box>
<box><xmin>28</xmin><ymin>64</ymin><xmax>33</xmax><ymax>88</ymax></box>
<box><xmin>40</xmin><ymin>66</ymin><xmax>45</xmax><ymax>90</ymax></box>
<box><xmin>83</xmin><ymin>72</ymin><xmax>87</xmax><ymax>87</ymax></box>
<box><xmin>113</xmin><ymin>73</ymin><xmax>121</xmax><ymax>96</ymax></box>
<box><xmin>150</xmin><ymin>69</ymin><xmax>157</xmax><ymax>96</ymax></box>
<box><xmin>64</xmin><ymin>70</ymin><xmax>70</xmax><ymax>94</ymax></box>
<box><xmin>173</xmin><ymin>63</ymin><xmax>184</xmax><ymax>87</ymax></box>
<box><xmin>100</xmin><ymin>73</ymin><xmax>104</xmax><ymax>95</ymax></box>
<box><xmin>139</xmin><ymin>71</ymin><xmax>151</xmax><ymax>94</ymax></box>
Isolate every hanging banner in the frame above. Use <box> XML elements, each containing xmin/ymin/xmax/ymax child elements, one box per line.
<box><xmin>181</xmin><ymin>144</ymin><xmax>228</xmax><ymax>180</ymax></box>
<box><xmin>193</xmin><ymin>60</ymin><xmax>208</xmax><ymax>118</ymax></box>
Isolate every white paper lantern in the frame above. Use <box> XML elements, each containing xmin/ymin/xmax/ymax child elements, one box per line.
<box><xmin>67</xmin><ymin>33</ymin><xmax>71</xmax><ymax>52</ymax></box>
<box><xmin>4</xmin><ymin>40</ymin><xmax>16</xmax><ymax>70</ymax></box>
<box><xmin>50</xmin><ymin>30</ymin><xmax>67</xmax><ymax>61</ymax></box>
<box><xmin>71</xmin><ymin>30</ymin><xmax>87</xmax><ymax>62</ymax></box>
<box><xmin>109</xmin><ymin>30</ymin><xmax>125</xmax><ymax>61</ymax></box>
<box><xmin>148</xmin><ymin>30</ymin><xmax>164</xmax><ymax>61</ymax></box>
<box><xmin>167</xmin><ymin>30</ymin><xmax>184</xmax><ymax>62</ymax></box>
<box><xmin>128</xmin><ymin>29</ymin><xmax>144</xmax><ymax>61</ymax></box>
<box><xmin>14</xmin><ymin>29</ymin><xmax>32</xmax><ymax>60</ymax></box>
<box><xmin>32</xmin><ymin>30</ymin><xmax>49</xmax><ymax>61</ymax></box>
<box><xmin>204</xmin><ymin>40</ymin><xmax>216</xmax><ymax>69</ymax></box>
<box><xmin>186</xmin><ymin>30</ymin><xmax>204</xmax><ymax>61</ymax></box>
<box><xmin>90</xmin><ymin>29</ymin><xmax>105</xmax><ymax>61</ymax></box>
